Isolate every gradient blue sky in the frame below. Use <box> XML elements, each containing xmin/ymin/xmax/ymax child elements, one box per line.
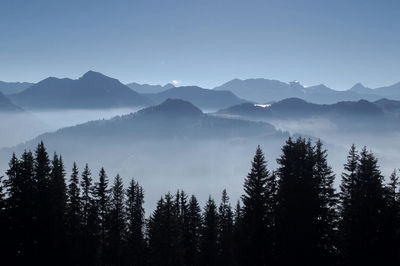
<box><xmin>0</xmin><ymin>0</ymin><xmax>399</xmax><ymax>90</ymax></box>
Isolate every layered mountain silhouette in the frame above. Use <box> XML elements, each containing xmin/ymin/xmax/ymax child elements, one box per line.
<box><xmin>9</xmin><ymin>71</ymin><xmax>151</xmax><ymax>109</ymax></box>
<box><xmin>0</xmin><ymin>99</ymin><xmax>287</xmax><ymax>174</ymax></box>
<box><xmin>216</xmin><ymin>97</ymin><xmax>400</xmax><ymax>132</ymax></box>
<box><xmin>214</xmin><ymin>78</ymin><xmax>400</xmax><ymax>104</ymax></box>
<box><xmin>0</xmin><ymin>81</ymin><xmax>33</xmax><ymax>95</ymax></box>
<box><xmin>0</xmin><ymin>91</ymin><xmax>23</xmax><ymax>112</ymax></box>
<box><xmin>144</xmin><ymin>86</ymin><xmax>247</xmax><ymax>110</ymax></box>
<box><xmin>126</xmin><ymin>82</ymin><xmax>175</xmax><ymax>93</ymax></box>
<box><xmin>32</xmin><ymin>99</ymin><xmax>279</xmax><ymax>142</ymax></box>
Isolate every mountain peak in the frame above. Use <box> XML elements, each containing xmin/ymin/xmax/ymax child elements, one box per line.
<box><xmin>80</xmin><ymin>70</ymin><xmax>109</xmax><ymax>80</ymax></box>
<box><xmin>137</xmin><ymin>99</ymin><xmax>203</xmax><ymax>117</ymax></box>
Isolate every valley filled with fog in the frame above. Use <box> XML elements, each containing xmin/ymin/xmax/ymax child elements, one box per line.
<box><xmin>1</xmin><ymin>71</ymin><xmax>400</xmax><ymax>212</ymax></box>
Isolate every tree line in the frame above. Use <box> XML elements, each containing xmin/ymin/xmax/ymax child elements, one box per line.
<box><xmin>0</xmin><ymin>138</ymin><xmax>399</xmax><ymax>266</ymax></box>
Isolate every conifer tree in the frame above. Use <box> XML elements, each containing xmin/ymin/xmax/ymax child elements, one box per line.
<box><xmin>217</xmin><ymin>189</ymin><xmax>234</xmax><ymax>266</ymax></box>
<box><xmin>185</xmin><ymin>194</ymin><xmax>202</xmax><ymax>266</ymax></box>
<box><xmin>33</xmin><ymin>142</ymin><xmax>52</xmax><ymax>262</ymax></box>
<box><xmin>65</xmin><ymin>162</ymin><xmax>82</xmax><ymax>264</ymax></box>
<box><xmin>339</xmin><ymin>146</ymin><xmax>386</xmax><ymax>266</ymax></box>
<box><xmin>148</xmin><ymin>193</ymin><xmax>182</xmax><ymax>266</ymax></box>
<box><xmin>240</xmin><ymin>145</ymin><xmax>272</xmax><ymax>265</ymax></box>
<box><xmin>200</xmin><ymin>196</ymin><xmax>218</xmax><ymax>266</ymax></box>
<box><xmin>276</xmin><ymin>138</ymin><xmax>320</xmax><ymax>266</ymax></box>
<box><xmin>314</xmin><ymin>140</ymin><xmax>339</xmax><ymax>264</ymax></box>
<box><xmin>5</xmin><ymin>151</ymin><xmax>35</xmax><ymax>263</ymax></box>
<box><xmin>382</xmin><ymin>170</ymin><xmax>400</xmax><ymax>265</ymax></box>
<box><xmin>126</xmin><ymin>178</ymin><xmax>146</xmax><ymax>265</ymax></box>
<box><xmin>48</xmin><ymin>153</ymin><xmax>67</xmax><ymax>262</ymax></box>
<box><xmin>107</xmin><ymin>174</ymin><xmax>126</xmax><ymax>264</ymax></box>
<box><xmin>80</xmin><ymin>163</ymin><xmax>99</xmax><ymax>265</ymax></box>
<box><xmin>94</xmin><ymin>167</ymin><xmax>110</xmax><ymax>263</ymax></box>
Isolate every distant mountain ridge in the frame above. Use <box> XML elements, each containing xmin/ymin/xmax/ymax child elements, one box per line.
<box><xmin>126</xmin><ymin>82</ymin><xmax>175</xmax><ymax>93</ymax></box>
<box><xmin>0</xmin><ymin>81</ymin><xmax>34</xmax><ymax>95</ymax></box>
<box><xmin>144</xmin><ymin>86</ymin><xmax>248</xmax><ymax>110</ymax></box>
<box><xmin>214</xmin><ymin>78</ymin><xmax>400</xmax><ymax>104</ymax></box>
<box><xmin>9</xmin><ymin>71</ymin><xmax>151</xmax><ymax>109</ymax></box>
<box><xmin>0</xmin><ymin>91</ymin><xmax>23</xmax><ymax>112</ymax></box>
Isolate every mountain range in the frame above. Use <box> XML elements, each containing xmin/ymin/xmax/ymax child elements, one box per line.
<box><xmin>0</xmin><ymin>81</ymin><xmax>33</xmax><ymax>95</ymax></box>
<box><xmin>214</xmin><ymin>78</ymin><xmax>400</xmax><ymax>104</ymax></box>
<box><xmin>126</xmin><ymin>82</ymin><xmax>175</xmax><ymax>93</ymax></box>
<box><xmin>9</xmin><ymin>71</ymin><xmax>151</xmax><ymax>109</ymax></box>
<box><xmin>216</xmin><ymin>97</ymin><xmax>400</xmax><ymax>132</ymax></box>
<box><xmin>144</xmin><ymin>86</ymin><xmax>247</xmax><ymax>110</ymax></box>
<box><xmin>0</xmin><ymin>91</ymin><xmax>23</xmax><ymax>112</ymax></box>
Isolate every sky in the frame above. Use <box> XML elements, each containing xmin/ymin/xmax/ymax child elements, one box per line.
<box><xmin>0</xmin><ymin>0</ymin><xmax>399</xmax><ymax>90</ymax></box>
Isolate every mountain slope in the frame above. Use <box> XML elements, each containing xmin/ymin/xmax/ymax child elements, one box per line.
<box><xmin>214</xmin><ymin>78</ymin><xmax>383</xmax><ymax>104</ymax></box>
<box><xmin>126</xmin><ymin>82</ymin><xmax>174</xmax><ymax>93</ymax></box>
<box><xmin>0</xmin><ymin>81</ymin><xmax>34</xmax><ymax>95</ymax></box>
<box><xmin>0</xmin><ymin>91</ymin><xmax>23</xmax><ymax>112</ymax></box>
<box><xmin>10</xmin><ymin>71</ymin><xmax>151</xmax><ymax>109</ymax></box>
<box><xmin>145</xmin><ymin>86</ymin><xmax>248</xmax><ymax>110</ymax></box>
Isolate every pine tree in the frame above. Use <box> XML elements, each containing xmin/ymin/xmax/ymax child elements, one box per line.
<box><xmin>200</xmin><ymin>196</ymin><xmax>218</xmax><ymax>266</ymax></box>
<box><xmin>314</xmin><ymin>140</ymin><xmax>339</xmax><ymax>264</ymax></box>
<box><xmin>33</xmin><ymin>142</ymin><xmax>52</xmax><ymax>262</ymax></box>
<box><xmin>185</xmin><ymin>195</ymin><xmax>202</xmax><ymax>266</ymax></box>
<box><xmin>94</xmin><ymin>167</ymin><xmax>110</xmax><ymax>264</ymax></box>
<box><xmin>382</xmin><ymin>170</ymin><xmax>400</xmax><ymax>265</ymax></box>
<box><xmin>240</xmin><ymin>145</ymin><xmax>272</xmax><ymax>265</ymax></box>
<box><xmin>339</xmin><ymin>146</ymin><xmax>386</xmax><ymax>266</ymax></box>
<box><xmin>80</xmin><ymin>163</ymin><xmax>99</xmax><ymax>265</ymax></box>
<box><xmin>107</xmin><ymin>174</ymin><xmax>126</xmax><ymax>264</ymax></box>
<box><xmin>65</xmin><ymin>162</ymin><xmax>82</xmax><ymax>265</ymax></box>
<box><xmin>217</xmin><ymin>189</ymin><xmax>234</xmax><ymax>266</ymax></box>
<box><xmin>148</xmin><ymin>193</ymin><xmax>182</xmax><ymax>266</ymax></box>
<box><xmin>276</xmin><ymin>138</ymin><xmax>320</xmax><ymax>266</ymax></box>
<box><xmin>5</xmin><ymin>151</ymin><xmax>35</xmax><ymax>263</ymax></box>
<box><xmin>126</xmin><ymin>178</ymin><xmax>146</xmax><ymax>265</ymax></box>
<box><xmin>48</xmin><ymin>153</ymin><xmax>67</xmax><ymax>263</ymax></box>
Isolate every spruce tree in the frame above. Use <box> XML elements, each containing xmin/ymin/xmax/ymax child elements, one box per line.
<box><xmin>382</xmin><ymin>170</ymin><xmax>400</xmax><ymax>265</ymax></box>
<box><xmin>6</xmin><ymin>151</ymin><xmax>35</xmax><ymax>263</ymax></box>
<box><xmin>33</xmin><ymin>142</ymin><xmax>52</xmax><ymax>262</ymax></box>
<box><xmin>339</xmin><ymin>146</ymin><xmax>386</xmax><ymax>266</ymax></box>
<box><xmin>217</xmin><ymin>189</ymin><xmax>234</xmax><ymax>266</ymax></box>
<box><xmin>48</xmin><ymin>153</ymin><xmax>67</xmax><ymax>263</ymax></box>
<box><xmin>314</xmin><ymin>140</ymin><xmax>339</xmax><ymax>264</ymax></box>
<box><xmin>200</xmin><ymin>196</ymin><xmax>218</xmax><ymax>266</ymax></box>
<box><xmin>66</xmin><ymin>162</ymin><xmax>82</xmax><ymax>265</ymax></box>
<box><xmin>126</xmin><ymin>178</ymin><xmax>146</xmax><ymax>265</ymax></box>
<box><xmin>241</xmin><ymin>145</ymin><xmax>271</xmax><ymax>265</ymax></box>
<box><xmin>80</xmin><ymin>163</ymin><xmax>99</xmax><ymax>265</ymax></box>
<box><xmin>185</xmin><ymin>194</ymin><xmax>202</xmax><ymax>266</ymax></box>
<box><xmin>94</xmin><ymin>167</ymin><xmax>110</xmax><ymax>263</ymax></box>
<box><xmin>148</xmin><ymin>193</ymin><xmax>182</xmax><ymax>266</ymax></box>
<box><xmin>276</xmin><ymin>138</ymin><xmax>320</xmax><ymax>266</ymax></box>
<box><xmin>107</xmin><ymin>174</ymin><xmax>126</xmax><ymax>264</ymax></box>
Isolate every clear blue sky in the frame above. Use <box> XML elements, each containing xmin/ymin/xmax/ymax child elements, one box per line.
<box><xmin>0</xmin><ymin>0</ymin><xmax>399</xmax><ymax>90</ymax></box>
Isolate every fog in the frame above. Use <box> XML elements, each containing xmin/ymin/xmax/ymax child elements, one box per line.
<box><xmin>0</xmin><ymin>107</ymin><xmax>141</xmax><ymax>149</ymax></box>
<box><xmin>1</xmin><ymin>107</ymin><xmax>399</xmax><ymax>214</ymax></box>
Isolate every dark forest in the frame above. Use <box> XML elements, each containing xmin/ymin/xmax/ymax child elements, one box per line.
<box><xmin>0</xmin><ymin>138</ymin><xmax>399</xmax><ymax>266</ymax></box>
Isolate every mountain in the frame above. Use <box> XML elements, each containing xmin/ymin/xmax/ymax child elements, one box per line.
<box><xmin>0</xmin><ymin>91</ymin><xmax>47</xmax><ymax>148</ymax></box>
<box><xmin>349</xmin><ymin>83</ymin><xmax>374</xmax><ymax>94</ymax></box>
<box><xmin>214</xmin><ymin>78</ymin><xmax>383</xmax><ymax>104</ymax></box>
<box><xmin>215</xmin><ymin>97</ymin><xmax>400</xmax><ymax>134</ymax></box>
<box><xmin>9</xmin><ymin>71</ymin><xmax>151</xmax><ymax>109</ymax></box>
<box><xmin>0</xmin><ymin>91</ymin><xmax>23</xmax><ymax>112</ymax></box>
<box><xmin>373</xmin><ymin>82</ymin><xmax>400</xmax><ymax>97</ymax></box>
<box><xmin>144</xmin><ymin>86</ymin><xmax>248</xmax><ymax>110</ymax></box>
<box><xmin>0</xmin><ymin>81</ymin><xmax>34</xmax><ymax>95</ymax></box>
<box><xmin>126</xmin><ymin>82</ymin><xmax>175</xmax><ymax>93</ymax></box>
<box><xmin>217</xmin><ymin>97</ymin><xmax>386</xmax><ymax>118</ymax></box>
